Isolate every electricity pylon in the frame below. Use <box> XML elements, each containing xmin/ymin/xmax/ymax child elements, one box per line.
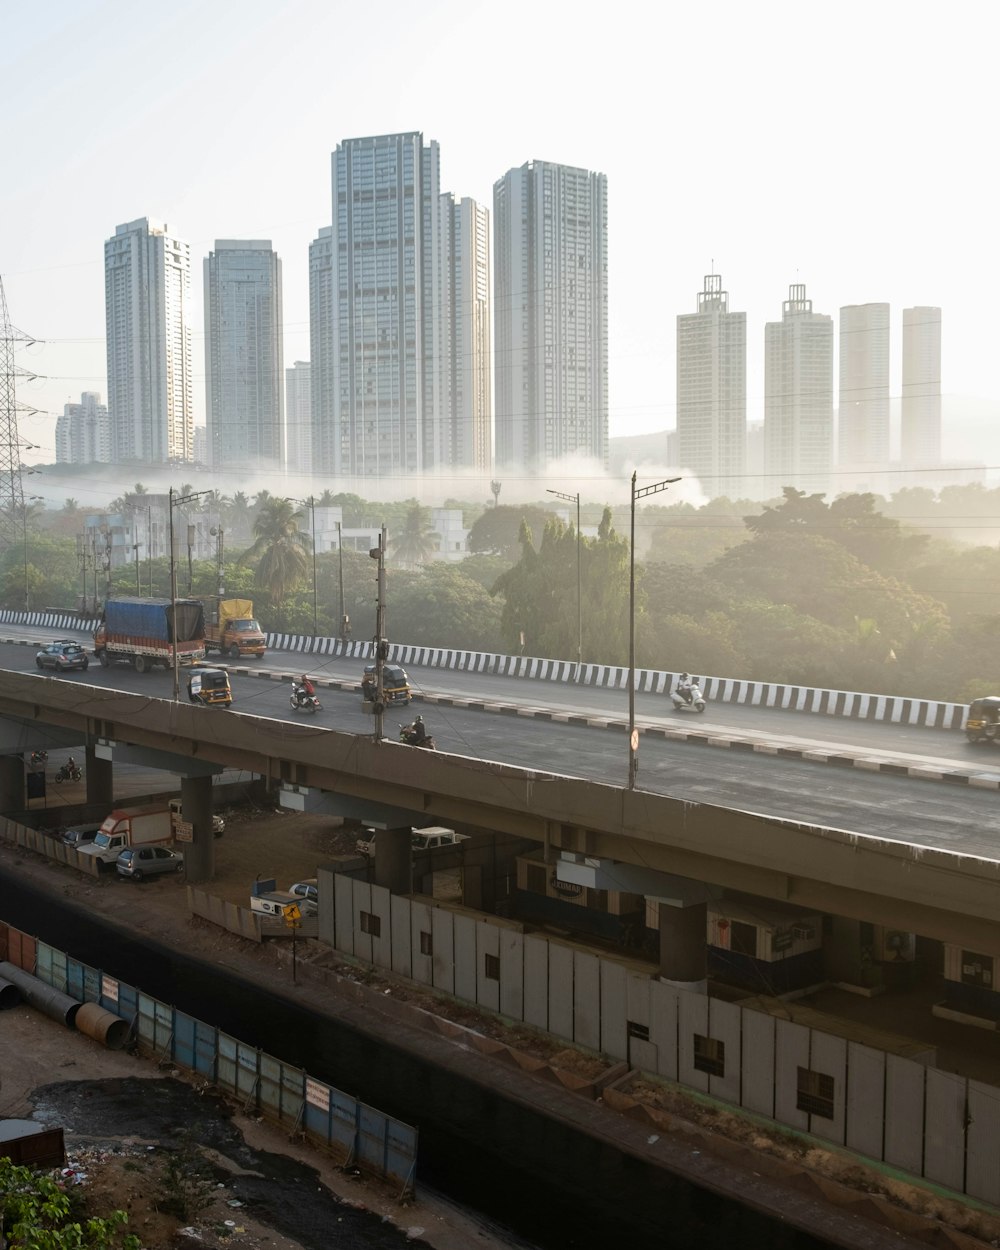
<box><xmin>0</xmin><ymin>274</ymin><xmax>33</xmax><ymax>552</ymax></box>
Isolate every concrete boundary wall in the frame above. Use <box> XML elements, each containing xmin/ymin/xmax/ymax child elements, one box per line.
<box><xmin>325</xmin><ymin>871</ymin><xmax>1000</xmax><ymax>1207</ymax></box>
<box><xmin>0</xmin><ymin>608</ymin><xmax>968</xmax><ymax>731</ymax></box>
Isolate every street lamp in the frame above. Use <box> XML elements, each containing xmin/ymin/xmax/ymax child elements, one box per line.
<box><xmin>289</xmin><ymin>497</ymin><xmax>318</xmax><ymax>636</ymax></box>
<box><xmin>336</xmin><ymin>520</ymin><xmax>349</xmax><ymax>643</ymax></box>
<box><xmin>169</xmin><ymin>487</ymin><xmax>210</xmax><ymax>701</ymax></box>
<box><xmin>22</xmin><ymin>495</ymin><xmax>44</xmax><ymax>610</ymax></box>
<box><xmin>546</xmin><ymin>489</ymin><xmax>582</xmax><ymax>680</ymax></box>
<box><xmin>628</xmin><ymin>472</ymin><xmax>680</xmax><ymax>790</ymax></box>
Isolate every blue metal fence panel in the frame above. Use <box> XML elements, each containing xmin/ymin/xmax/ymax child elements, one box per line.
<box><xmin>356</xmin><ymin>1102</ymin><xmax>391</xmax><ymax>1175</ymax></box>
<box><xmin>329</xmin><ymin>1087</ymin><xmax>362</xmax><ymax>1158</ymax></box>
<box><xmin>173</xmin><ymin>1011</ymin><xmax>197</xmax><ymax>1070</ymax></box>
<box><xmin>193</xmin><ymin>1019</ymin><xmax>219</xmax><ymax>1080</ymax></box>
<box><xmin>217</xmin><ymin>1032</ymin><xmax>239</xmax><ymax>1096</ymax></box>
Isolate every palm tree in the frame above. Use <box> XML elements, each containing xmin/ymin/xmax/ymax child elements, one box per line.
<box><xmin>391</xmin><ymin>503</ymin><xmax>439</xmax><ymax>567</ymax></box>
<box><xmin>242</xmin><ymin>498</ymin><xmax>311</xmax><ymax>602</ymax></box>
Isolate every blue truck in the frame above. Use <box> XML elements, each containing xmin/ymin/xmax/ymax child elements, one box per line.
<box><xmin>93</xmin><ymin>597</ymin><xmax>206</xmax><ymax>673</ymax></box>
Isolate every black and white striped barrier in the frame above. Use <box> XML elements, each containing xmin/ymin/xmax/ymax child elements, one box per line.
<box><xmin>0</xmin><ymin>609</ymin><xmax>970</xmax><ymax>732</ymax></box>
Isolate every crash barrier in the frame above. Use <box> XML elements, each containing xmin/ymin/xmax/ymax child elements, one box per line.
<box><xmin>0</xmin><ymin>921</ymin><xmax>418</xmax><ymax>1193</ymax></box>
<box><xmin>2</xmin><ymin>608</ymin><xmax>969</xmax><ymax>730</ymax></box>
<box><xmin>188</xmin><ymin>887</ymin><xmax>265</xmax><ymax>942</ymax></box>
<box><xmin>0</xmin><ymin>818</ymin><xmax>101</xmax><ymax>877</ymax></box>
<box><xmin>324</xmin><ymin>870</ymin><xmax>1000</xmax><ymax>1208</ymax></box>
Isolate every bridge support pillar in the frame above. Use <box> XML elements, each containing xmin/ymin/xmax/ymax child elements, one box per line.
<box><xmin>372</xmin><ymin>827</ymin><xmax>412</xmax><ymax>896</ymax></box>
<box><xmin>0</xmin><ymin>755</ymin><xmax>25</xmax><ymax>812</ymax></box>
<box><xmin>658</xmin><ymin>901</ymin><xmax>707</xmax><ymax>994</ymax></box>
<box><xmin>181</xmin><ymin>775</ymin><xmax>214</xmax><ymax>884</ymax></box>
<box><xmin>85</xmin><ymin>747</ymin><xmax>113</xmax><ymax>809</ymax></box>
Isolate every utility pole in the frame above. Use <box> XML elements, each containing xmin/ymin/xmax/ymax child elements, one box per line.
<box><xmin>337</xmin><ymin>520</ymin><xmax>348</xmax><ymax>643</ymax></box>
<box><xmin>0</xmin><ymin>275</ymin><xmax>32</xmax><ymax>557</ymax></box>
<box><xmin>370</xmin><ymin>524</ymin><xmax>387</xmax><ymax>743</ymax></box>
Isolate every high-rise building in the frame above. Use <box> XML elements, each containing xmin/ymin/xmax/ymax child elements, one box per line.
<box><xmin>838</xmin><ymin>302</ymin><xmax>890</xmax><ymax>469</ymax></box>
<box><xmin>901</xmin><ymin>306</ymin><xmax>942</xmax><ymax>466</ymax></box>
<box><xmin>308</xmin><ymin>226</ymin><xmax>334</xmax><ymax>474</ymax></box>
<box><xmin>204</xmin><ymin>240</ymin><xmax>284</xmax><ymax>471</ymax></box>
<box><xmin>320</xmin><ymin>133</ymin><xmax>441</xmax><ymax>478</ymax></box>
<box><xmin>285</xmin><ymin>361</ymin><xmax>312</xmax><ymax>479</ymax></box>
<box><xmin>435</xmin><ymin>194</ymin><xmax>492</xmax><ymax>474</ymax></box>
<box><xmin>104</xmin><ymin>218</ymin><xmax>193</xmax><ymax>464</ymax></box>
<box><xmin>55</xmin><ymin>392</ymin><xmax>112</xmax><ymax>465</ymax></box>
<box><xmin>764</xmin><ymin>284</ymin><xmax>834</xmax><ymax>493</ymax></box>
<box><xmin>493</xmin><ymin>160</ymin><xmax>608</xmax><ymax>473</ymax></box>
<box><xmin>676</xmin><ymin>274</ymin><xmax>746</xmax><ymax>498</ymax></box>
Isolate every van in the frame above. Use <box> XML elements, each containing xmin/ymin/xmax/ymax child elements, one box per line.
<box><xmin>356</xmin><ymin>826</ymin><xmax>465</xmax><ymax>856</ymax></box>
<box><xmin>61</xmin><ymin>822</ymin><xmax>103</xmax><ymax>849</ymax></box>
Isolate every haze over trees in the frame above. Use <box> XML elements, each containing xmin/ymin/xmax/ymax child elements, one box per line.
<box><xmin>6</xmin><ymin>482</ymin><xmax>1000</xmax><ymax>701</ymax></box>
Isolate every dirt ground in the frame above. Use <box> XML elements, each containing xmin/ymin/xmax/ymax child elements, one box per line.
<box><xmin>6</xmin><ymin>788</ymin><xmax>1000</xmax><ymax>1249</ymax></box>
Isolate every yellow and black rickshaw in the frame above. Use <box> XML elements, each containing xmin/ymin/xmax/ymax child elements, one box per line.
<box><xmin>187</xmin><ymin>664</ymin><xmax>233</xmax><ymax>708</ymax></box>
<box><xmin>361</xmin><ymin>662</ymin><xmax>411</xmax><ymax>707</ymax></box>
<box><xmin>965</xmin><ymin>696</ymin><xmax>1000</xmax><ymax>743</ymax></box>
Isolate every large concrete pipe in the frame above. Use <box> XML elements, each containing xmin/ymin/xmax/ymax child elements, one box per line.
<box><xmin>0</xmin><ymin>974</ymin><xmax>23</xmax><ymax>1009</ymax></box>
<box><xmin>0</xmin><ymin>962</ymin><xmax>80</xmax><ymax>1027</ymax></box>
<box><xmin>74</xmin><ymin>1001</ymin><xmax>130</xmax><ymax>1049</ymax></box>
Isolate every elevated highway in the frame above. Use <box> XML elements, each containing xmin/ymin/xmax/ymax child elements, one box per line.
<box><xmin>1</xmin><ymin>667</ymin><xmax>999</xmax><ymax>953</ymax></box>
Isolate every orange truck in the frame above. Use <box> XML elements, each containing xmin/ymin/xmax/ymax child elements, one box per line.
<box><xmin>203</xmin><ymin>598</ymin><xmax>266</xmax><ymax>660</ymax></box>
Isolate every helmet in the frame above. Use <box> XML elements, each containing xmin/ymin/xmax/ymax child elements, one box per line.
<box><xmin>415</xmin><ymin>714</ymin><xmax>423</xmax><ymax>723</ymax></box>
<box><xmin>680</xmin><ymin>673</ymin><xmax>689</xmax><ymax>682</ymax></box>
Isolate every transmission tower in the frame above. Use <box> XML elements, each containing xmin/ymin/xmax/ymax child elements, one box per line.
<box><xmin>0</xmin><ymin>273</ymin><xmax>32</xmax><ymax>552</ymax></box>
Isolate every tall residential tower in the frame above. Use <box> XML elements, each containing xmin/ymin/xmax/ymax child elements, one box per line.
<box><xmin>837</xmin><ymin>302</ymin><xmax>890</xmax><ymax>469</ymax></box>
<box><xmin>901</xmin><ymin>306</ymin><xmax>942</xmax><ymax>466</ymax></box>
<box><xmin>493</xmin><ymin>160</ymin><xmax>608</xmax><ymax>473</ymax></box>
<box><xmin>204</xmin><ymin>240</ymin><xmax>284</xmax><ymax>472</ymax></box>
<box><xmin>764</xmin><ymin>284</ymin><xmax>834</xmax><ymax>492</ymax></box>
<box><xmin>676</xmin><ymin>274</ymin><xmax>746</xmax><ymax>498</ymax></box>
<box><xmin>104</xmin><ymin>218</ymin><xmax>193</xmax><ymax>463</ymax></box>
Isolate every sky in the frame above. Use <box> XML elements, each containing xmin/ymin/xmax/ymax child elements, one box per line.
<box><xmin>2</xmin><ymin>0</ymin><xmax>999</xmax><ymax>508</ymax></box>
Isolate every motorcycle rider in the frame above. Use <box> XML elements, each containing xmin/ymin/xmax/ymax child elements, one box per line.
<box><xmin>294</xmin><ymin>674</ymin><xmax>316</xmax><ymax>707</ymax></box>
<box><xmin>404</xmin><ymin>714</ymin><xmax>428</xmax><ymax>745</ymax></box>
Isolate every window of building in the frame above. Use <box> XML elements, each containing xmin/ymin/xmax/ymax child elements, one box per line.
<box><xmin>484</xmin><ymin>953</ymin><xmax>500</xmax><ymax>981</ymax></box>
<box><xmin>419</xmin><ymin>930</ymin><xmax>433</xmax><ymax>957</ymax></box>
<box><xmin>360</xmin><ymin>910</ymin><xmax>381</xmax><ymax>938</ymax></box>
<box><xmin>730</xmin><ymin>920</ymin><xmax>758</xmax><ymax>957</ymax></box>
<box><xmin>627</xmin><ymin>1020</ymin><xmax>650</xmax><ymax>1042</ymax></box>
<box><xmin>796</xmin><ymin>1067</ymin><xmax>835</xmax><ymax>1119</ymax></box>
<box><xmin>693</xmin><ymin>1034</ymin><xmax>725</xmax><ymax>1077</ymax></box>
<box><xmin>961</xmin><ymin>952</ymin><xmax>993</xmax><ymax>988</ymax></box>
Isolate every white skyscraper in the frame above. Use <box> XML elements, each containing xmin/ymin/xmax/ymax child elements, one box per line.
<box><xmin>204</xmin><ymin>240</ymin><xmax>284</xmax><ymax>471</ymax></box>
<box><xmin>493</xmin><ymin>160</ymin><xmax>608</xmax><ymax>473</ymax></box>
<box><xmin>435</xmin><ymin>194</ymin><xmax>492</xmax><ymax>473</ymax></box>
<box><xmin>285</xmin><ymin>361</ymin><xmax>312</xmax><ymax>479</ymax></box>
<box><xmin>322</xmin><ymin>133</ymin><xmax>441</xmax><ymax>478</ymax></box>
<box><xmin>838</xmin><ymin>302</ymin><xmax>890</xmax><ymax>469</ymax></box>
<box><xmin>55</xmin><ymin>392</ymin><xmax>112</xmax><ymax>465</ymax></box>
<box><xmin>901</xmin><ymin>306</ymin><xmax>942</xmax><ymax>466</ymax></box>
<box><xmin>676</xmin><ymin>274</ymin><xmax>746</xmax><ymax>499</ymax></box>
<box><xmin>764</xmin><ymin>284</ymin><xmax>834</xmax><ymax>493</ymax></box>
<box><xmin>308</xmin><ymin>226</ymin><xmax>334</xmax><ymax>476</ymax></box>
<box><xmin>104</xmin><ymin>218</ymin><xmax>193</xmax><ymax>463</ymax></box>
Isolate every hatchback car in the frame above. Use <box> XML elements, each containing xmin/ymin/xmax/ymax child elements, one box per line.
<box><xmin>289</xmin><ymin>879</ymin><xmax>318</xmax><ymax>907</ymax></box>
<box><xmin>116</xmin><ymin>845</ymin><xmax>184</xmax><ymax>880</ymax></box>
<box><xmin>36</xmin><ymin>640</ymin><xmax>89</xmax><ymax>672</ymax></box>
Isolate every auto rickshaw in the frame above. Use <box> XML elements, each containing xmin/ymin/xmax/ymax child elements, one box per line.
<box><xmin>187</xmin><ymin>665</ymin><xmax>233</xmax><ymax>708</ymax></box>
<box><xmin>361</xmin><ymin>662</ymin><xmax>411</xmax><ymax>706</ymax></box>
<box><xmin>965</xmin><ymin>696</ymin><xmax>1000</xmax><ymax>743</ymax></box>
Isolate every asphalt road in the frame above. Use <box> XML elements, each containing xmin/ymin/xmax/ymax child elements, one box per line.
<box><xmin>4</xmin><ymin>632</ymin><xmax>1000</xmax><ymax>861</ymax></box>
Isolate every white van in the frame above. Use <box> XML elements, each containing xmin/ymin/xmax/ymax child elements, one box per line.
<box><xmin>356</xmin><ymin>826</ymin><xmax>466</xmax><ymax>856</ymax></box>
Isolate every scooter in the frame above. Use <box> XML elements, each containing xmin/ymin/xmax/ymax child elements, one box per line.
<box><xmin>399</xmin><ymin>723</ymin><xmax>436</xmax><ymax>750</ymax></box>
<box><xmin>54</xmin><ymin>759</ymin><xmax>83</xmax><ymax>782</ymax></box>
<box><xmin>290</xmin><ymin>685</ymin><xmax>321</xmax><ymax>714</ymax></box>
<box><xmin>29</xmin><ymin>750</ymin><xmax>48</xmax><ymax>770</ymax></box>
<box><xmin>670</xmin><ymin>681</ymin><xmax>707</xmax><ymax>714</ymax></box>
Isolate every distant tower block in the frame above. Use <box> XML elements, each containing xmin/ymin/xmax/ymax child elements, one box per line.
<box><xmin>838</xmin><ymin>302</ymin><xmax>890</xmax><ymax>470</ymax></box>
<box><xmin>901</xmin><ymin>307</ymin><xmax>942</xmax><ymax>466</ymax></box>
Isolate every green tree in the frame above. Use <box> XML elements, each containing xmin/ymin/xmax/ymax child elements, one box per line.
<box><xmin>468</xmin><ymin>504</ymin><xmax>554</xmax><ymax>561</ymax></box>
<box><xmin>0</xmin><ymin>1156</ymin><xmax>140</xmax><ymax>1248</ymax></box>
<box><xmin>391</xmin><ymin>564</ymin><xmax>504</xmax><ymax>649</ymax></box>
<box><xmin>390</xmin><ymin>502</ymin><xmax>439</xmax><ymax>567</ymax></box>
<box><xmin>242</xmin><ymin>498</ymin><xmax>310</xmax><ymax>604</ymax></box>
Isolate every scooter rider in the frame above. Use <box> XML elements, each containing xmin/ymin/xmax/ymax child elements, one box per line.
<box><xmin>674</xmin><ymin>672</ymin><xmax>693</xmax><ymax>704</ymax></box>
<box><xmin>406</xmin><ymin>714</ymin><xmax>428</xmax><ymax>745</ymax></box>
<box><xmin>294</xmin><ymin>674</ymin><xmax>316</xmax><ymax>706</ymax></box>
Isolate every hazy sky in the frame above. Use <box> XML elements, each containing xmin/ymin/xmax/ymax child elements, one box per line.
<box><xmin>3</xmin><ymin>0</ymin><xmax>997</xmax><ymax>497</ymax></box>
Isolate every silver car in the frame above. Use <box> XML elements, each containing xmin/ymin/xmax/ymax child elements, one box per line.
<box><xmin>116</xmin><ymin>845</ymin><xmax>184</xmax><ymax>880</ymax></box>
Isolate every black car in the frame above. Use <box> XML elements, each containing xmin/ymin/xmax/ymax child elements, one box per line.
<box><xmin>35</xmin><ymin>640</ymin><xmax>89</xmax><ymax>672</ymax></box>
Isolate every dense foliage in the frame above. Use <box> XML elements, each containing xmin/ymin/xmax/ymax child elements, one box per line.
<box><xmin>6</xmin><ymin>482</ymin><xmax>1000</xmax><ymax>701</ymax></box>
<box><xmin>0</xmin><ymin>1157</ymin><xmax>139</xmax><ymax>1249</ymax></box>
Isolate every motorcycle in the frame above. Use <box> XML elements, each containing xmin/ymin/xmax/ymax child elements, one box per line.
<box><xmin>290</xmin><ymin>684</ymin><xmax>321</xmax><ymax>714</ymax></box>
<box><xmin>670</xmin><ymin>681</ymin><xmax>707</xmax><ymax>714</ymax></box>
<box><xmin>54</xmin><ymin>759</ymin><xmax>83</xmax><ymax>783</ymax></box>
<box><xmin>29</xmin><ymin>750</ymin><xmax>48</xmax><ymax>770</ymax></box>
<box><xmin>399</xmin><ymin>722</ymin><xmax>436</xmax><ymax>750</ymax></box>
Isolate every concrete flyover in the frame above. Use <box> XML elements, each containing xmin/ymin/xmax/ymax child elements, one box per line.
<box><xmin>2</xmin><ymin>668</ymin><xmax>999</xmax><ymax>953</ymax></box>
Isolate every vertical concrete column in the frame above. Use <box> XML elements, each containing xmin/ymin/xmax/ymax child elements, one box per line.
<box><xmin>85</xmin><ymin>747</ymin><xmax>113</xmax><ymax>810</ymax></box>
<box><xmin>373</xmin><ymin>827</ymin><xmax>412</xmax><ymax>896</ymax></box>
<box><xmin>659</xmin><ymin>901</ymin><xmax>708</xmax><ymax>993</ymax></box>
<box><xmin>180</xmin><ymin>775</ymin><xmax>214</xmax><ymax>883</ymax></box>
<box><xmin>0</xmin><ymin>755</ymin><xmax>26</xmax><ymax>812</ymax></box>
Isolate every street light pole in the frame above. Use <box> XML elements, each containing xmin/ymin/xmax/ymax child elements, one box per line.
<box><xmin>337</xmin><ymin>520</ymin><xmax>347</xmax><ymax>643</ymax></box>
<box><xmin>289</xmin><ymin>497</ymin><xmax>318</xmax><ymax>636</ymax></box>
<box><xmin>169</xmin><ymin>487</ymin><xmax>211</xmax><ymax>701</ymax></box>
<box><xmin>628</xmin><ymin>472</ymin><xmax>680</xmax><ymax>790</ymax></box>
<box><xmin>546</xmin><ymin>488</ymin><xmax>582</xmax><ymax>680</ymax></box>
